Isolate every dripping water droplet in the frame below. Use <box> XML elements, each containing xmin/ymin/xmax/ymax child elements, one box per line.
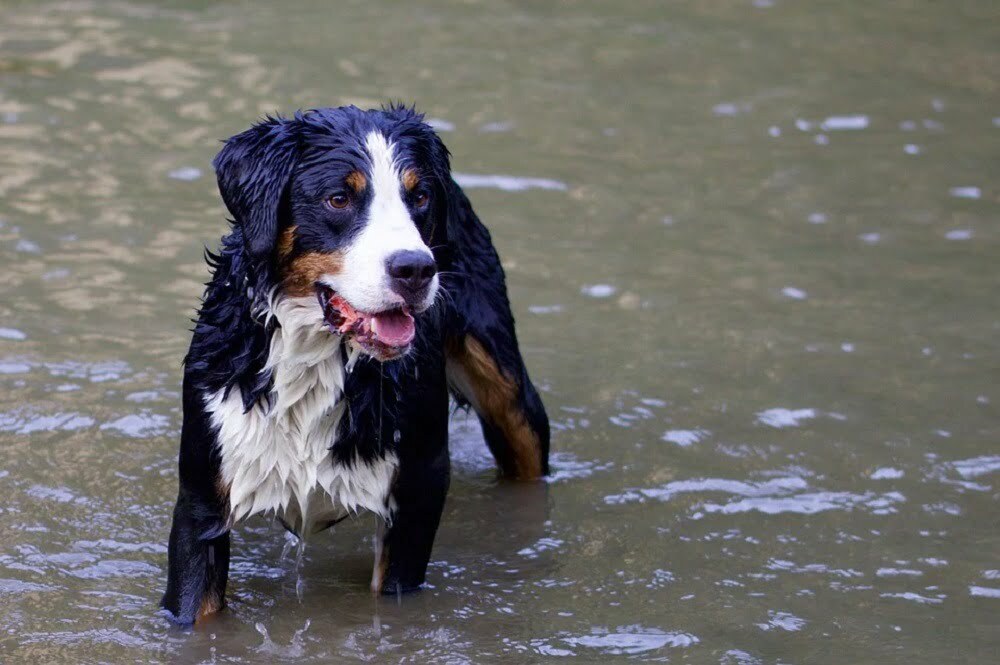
<box><xmin>280</xmin><ymin>534</ymin><xmax>295</xmax><ymax>561</ymax></box>
<box><xmin>294</xmin><ymin>537</ymin><xmax>307</xmax><ymax>601</ymax></box>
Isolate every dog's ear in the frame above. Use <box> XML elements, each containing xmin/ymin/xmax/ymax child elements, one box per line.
<box><xmin>213</xmin><ymin>117</ymin><xmax>299</xmax><ymax>261</ymax></box>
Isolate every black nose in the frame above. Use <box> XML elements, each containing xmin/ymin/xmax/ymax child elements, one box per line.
<box><xmin>386</xmin><ymin>250</ymin><xmax>437</xmax><ymax>304</ymax></box>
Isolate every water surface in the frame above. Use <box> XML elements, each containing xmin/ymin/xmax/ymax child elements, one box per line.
<box><xmin>1</xmin><ymin>0</ymin><xmax>998</xmax><ymax>662</ymax></box>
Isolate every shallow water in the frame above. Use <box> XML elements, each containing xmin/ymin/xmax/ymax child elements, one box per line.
<box><xmin>1</xmin><ymin>1</ymin><xmax>998</xmax><ymax>662</ymax></box>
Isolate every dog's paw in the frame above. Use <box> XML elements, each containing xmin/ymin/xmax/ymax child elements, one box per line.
<box><xmin>378</xmin><ymin>576</ymin><xmax>424</xmax><ymax>597</ymax></box>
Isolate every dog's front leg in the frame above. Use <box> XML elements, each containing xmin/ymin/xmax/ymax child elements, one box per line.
<box><xmin>162</xmin><ymin>492</ymin><xmax>230</xmax><ymax>626</ymax></box>
<box><xmin>372</xmin><ymin>445</ymin><xmax>450</xmax><ymax>595</ymax></box>
<box><xmin>162</xmin><ymin>381</ymin><xmax>231</xmax><ymax>626</ymax></box>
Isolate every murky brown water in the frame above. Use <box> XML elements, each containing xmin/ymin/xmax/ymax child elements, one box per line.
<box><xmin>1</xmin><ymin>1</ymin><xmax>998</xmax><ymax>662</ymax></box>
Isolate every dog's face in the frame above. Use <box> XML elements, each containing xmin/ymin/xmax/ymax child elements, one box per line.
<box><xmin>214</xmin><ymin>106</ymin><xmax>450</xmax><ymax>361</ymax></box>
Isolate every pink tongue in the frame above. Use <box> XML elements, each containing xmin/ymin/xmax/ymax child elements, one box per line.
<box><xmin>370</xmin><ymin>310</ymin><xmax>415</xmax><ymax>347</ymax></box>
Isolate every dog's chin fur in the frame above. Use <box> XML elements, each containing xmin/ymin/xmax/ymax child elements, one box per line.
<box><xmin>206</xmin><ymin>295</ymin><xmax>397</xmax><ymax>535</ymax></box>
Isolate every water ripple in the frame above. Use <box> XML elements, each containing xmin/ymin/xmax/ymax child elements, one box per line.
<box><xmin>452</xmin><ymin>173</ymin><xmax>567</xmax><ymax>192</ymax></box>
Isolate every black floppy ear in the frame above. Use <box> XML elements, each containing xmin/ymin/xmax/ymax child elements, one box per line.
<box><xmin>212</xmin><ymin>117</ymin><xmax>299</xmax><ymax>260</ymax></box>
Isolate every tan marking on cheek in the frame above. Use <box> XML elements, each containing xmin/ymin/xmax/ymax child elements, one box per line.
<box><xmin>277</xmin><ymin>225</ymin><xmax>297</xmax><ymax>261</ymax></box>
<box><xmin>402</xmin><ymin>168</ymin><xmax>420</xmax><ymax>192</ymax></box>
<box><xmin>281</xmin><ymin>251</ymin><xmax>345</xmax><ymax>298</ymax></box>
<box><xmin>447</xmin><ymin>336</ymin><xmax>544</xmax><ymax>479</ymax></box>
<box><xmin>346</xmin><ymin>170</ymin><xmax>367</xmax><ymax>193</ymax></box>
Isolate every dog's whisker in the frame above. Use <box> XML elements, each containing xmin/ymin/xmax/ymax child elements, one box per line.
<box><xmin>433</xmin><ymin>286</ymin><xmax>456</xmax><ymax>310</ymax></box>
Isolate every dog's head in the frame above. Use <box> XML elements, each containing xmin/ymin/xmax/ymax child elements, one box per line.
<box><xmin>213</xmin><ymin>105</ymin><xmax>451</xmax><ymax>361</ymax></box>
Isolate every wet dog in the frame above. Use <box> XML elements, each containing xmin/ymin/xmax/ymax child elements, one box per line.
<box><xmin>162</xmin><ymin>105</ymin><xmax>549</xmax><ymax>625</ymax></box>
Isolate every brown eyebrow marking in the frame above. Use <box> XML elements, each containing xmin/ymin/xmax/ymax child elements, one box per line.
<box><xmin>402</xmin><ymin>168</ymin><xmax>420</xmax><ymax>192</ymax></box>
<box><xmin>346</xmin><ymin>171</ymin><xmax>367</xmax><ymax>193</ymax></box>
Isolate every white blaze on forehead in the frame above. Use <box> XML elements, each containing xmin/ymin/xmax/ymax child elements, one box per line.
<box><xmin>319</xmin><ymin>130</ymin><xmax>437</xmax><ymax>314</ymax></box>
<box><xmin>364</xmin><ymin>130</ymin><xmax>424</xmax><ymax>242</ymax></box>
<box><xmin>366</xmin><ymin>131</ymin><xmax>403</xmax><ymax>204</ymax></box>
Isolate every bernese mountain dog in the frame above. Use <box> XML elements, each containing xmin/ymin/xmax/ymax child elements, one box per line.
<box><xmin>161</xmin><ymin>104</ymin><xmax>550</xmax><ymax>625</ymax></box>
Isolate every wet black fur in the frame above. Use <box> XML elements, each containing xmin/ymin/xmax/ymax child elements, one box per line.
<box><xmin>162</xmin><ymin>105</ymin><xmax>550</xmax><ymax>626</ymax></box>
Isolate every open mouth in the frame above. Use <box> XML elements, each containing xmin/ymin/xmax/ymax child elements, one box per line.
<box><xmin>315</xmin><ymin>285</ymin><xmax>415</xmax><ymax>360</ymax></box>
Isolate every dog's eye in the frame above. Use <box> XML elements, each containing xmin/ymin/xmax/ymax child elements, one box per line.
<box><xmin>413</xmin><ymin>192</ymin><xmax>429</xmax><ymax>208</ymax></box>
<box><xmin>327</xmin><ymin>193</ymin><xmax>350</xmax><ymax>209</ymax></box>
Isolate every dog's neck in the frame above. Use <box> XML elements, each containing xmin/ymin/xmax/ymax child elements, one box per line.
<box><xmin>206</xmin><ymin>294</ymin><xmax>397</xmax><ymax>533</ymax></box>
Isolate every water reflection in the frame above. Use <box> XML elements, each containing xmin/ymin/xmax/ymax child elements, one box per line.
<box><xmin>452</xmin><ymin>173</ymin><xmax>568</xmax><ymax>192</ymax></box>
<box><xmin>1</xmin><ymin>0</ymin><xmax>999</xmax><ymax>662</ymax></box>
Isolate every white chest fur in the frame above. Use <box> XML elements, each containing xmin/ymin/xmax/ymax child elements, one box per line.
<box><xmin>204</xmin><ymin>296</ymin><xmax>397</xmax><ymax>533</ymax></box>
